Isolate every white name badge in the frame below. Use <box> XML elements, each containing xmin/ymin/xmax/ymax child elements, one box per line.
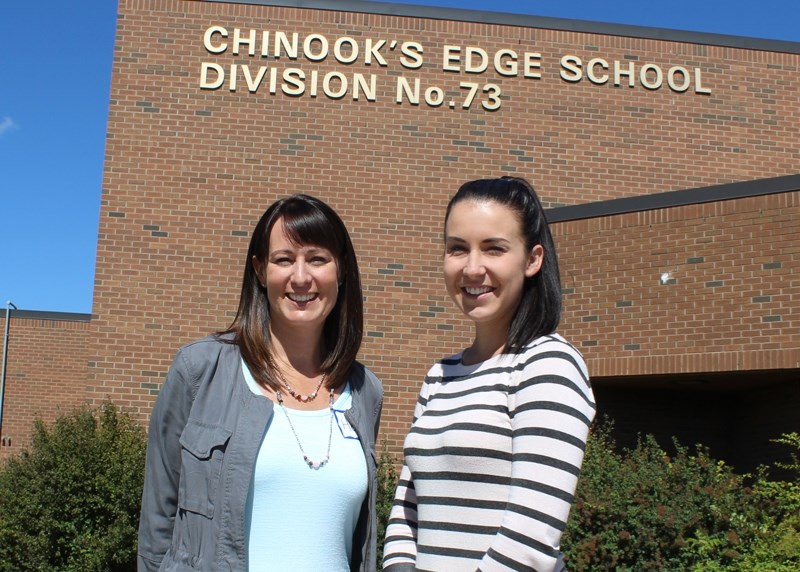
<box><xmin>333</xmin><ymin>410</ymin><xmax>359</xmax><ymax>439</ymax></box>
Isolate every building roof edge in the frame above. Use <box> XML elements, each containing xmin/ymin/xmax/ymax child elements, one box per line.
<box><xmin>208</xmin><ymin>0</ymin><xmax>800</xmax><ymax>55</ymax></box>
<box><xmin>546</xmin><ymin>174</ymin><xmax>800</xmax><ymax>223</ymax></box>
<box><xmin>2</xmin><ymin>309</ymin><xmax>93</xmax><ymax>323</ymax></box>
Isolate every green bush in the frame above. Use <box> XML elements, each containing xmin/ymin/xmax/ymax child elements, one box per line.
<box><xmin>717</xmin><ymin>432</ymin><xmax>800</xmax><ymax>571</ymax></box>
<box><xmin>562</xmin><ymin>423</ymin><xmax>800</xmax><ymax>571</ymax></box>
<box><xmin>376</xmin><ymin>441</ymin><xmax>399</xmax><ymax>567</ymax></box>
<box><xmin>0</xmin><ymin>402</ymin><xmax>146</xmax><ymax>572</ymax></box>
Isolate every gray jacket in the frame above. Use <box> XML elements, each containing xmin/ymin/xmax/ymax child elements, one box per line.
<box><xmin>138</xmin><ymin>335</ymin><xmax>383</xmax><ymax>571</ymax></box>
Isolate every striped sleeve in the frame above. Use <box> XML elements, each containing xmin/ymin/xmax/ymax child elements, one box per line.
<box><xmin>478</xmin><ymin>338</ymin><xmax>595</xmax><ymax>572</ymax></box>
<box><xmin>382</xmin><ymin>379</ymin><xmax>431</xmax><ymax>571</ymax></box>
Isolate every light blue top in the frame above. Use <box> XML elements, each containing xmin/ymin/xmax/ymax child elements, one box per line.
<box><xmin>242</xmin><ymin>360</ymin><xmax>368</xmax><ymax>571</ymax></box>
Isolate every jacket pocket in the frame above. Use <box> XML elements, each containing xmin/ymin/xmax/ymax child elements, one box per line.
<box><xmin>160</xmin><ymin>547</ymin><xmax>203</xmax><ymax>571</ymax></box>
<box><xmin>178</xmin><ymin>420</ymin><xmax>232</xmax><ymax>518</ymax></box>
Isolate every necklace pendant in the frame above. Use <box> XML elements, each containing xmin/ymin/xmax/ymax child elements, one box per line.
<box><xmin>303</xmin><ymin>456</ymin><xmax>324</xmax><ymax>469</ymax></box>
<box><xmin>280</xmin><ymin>388</ymin><xmax>335</xmax><ymax>470</ymax></box>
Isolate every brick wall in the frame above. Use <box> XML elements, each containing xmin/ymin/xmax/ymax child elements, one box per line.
<box><xmin>556</xmin><ymin>191</ymin><xmax>800</xmax><ymax>376</ymax></box>
<box><xmin>89</xmin><ymin>0</ymin><xmax>800</xmax><ymax>456</ymax></box>
<box><xmin>70</xmin><ymin>0</ymin><xmax>800</xmax><ymax>461</ymax></box>
<box><xmin>0</xmin><ymin>314</ymin><xmax>91</xmax><ymax>462</ymax></box>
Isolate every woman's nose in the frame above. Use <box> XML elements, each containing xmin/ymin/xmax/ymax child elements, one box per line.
<box><xmin>463</xmin><ymin>252</ymin><xmax>485</xmax><ymax>277</ymax></box>
<box><xmin>292</xmin><ymin>261</ymin><xmax>312</xmax><ymax>285</ymax></box>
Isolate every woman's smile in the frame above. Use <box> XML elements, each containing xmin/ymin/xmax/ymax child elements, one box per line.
<box><xmin>462</xmin><ymin>286</ymin><xmax>495</xmax><ymax>297</ymax></box>
<box><xmin>286</xmin><ymin>292</ymin><xmax>317</xmax><ymax>304</ymax></box>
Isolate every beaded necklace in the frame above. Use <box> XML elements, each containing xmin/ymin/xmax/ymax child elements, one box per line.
<box><xmin>276</xmin><ymin>388</ymin><xmax>335</xmax><ymax>469</ymax></box>
<box><xmin>279</xmin><ymin>372</ymin><xmax>326</xmax><ymax>403</ymax></box>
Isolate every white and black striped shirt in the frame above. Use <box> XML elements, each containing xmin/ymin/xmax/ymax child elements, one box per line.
<box><xmin>383</xmin><ymin>334</ymin><xmax>596</xmax><ymax>572</ymax></box>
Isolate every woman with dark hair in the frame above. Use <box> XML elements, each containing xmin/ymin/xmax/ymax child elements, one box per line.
<box><xmin>383</xmin><ymin>177</ymin><xmax>595</xmax><ymax>572</ymax></box>
<box><xmin>139</xmin><ymin>194</ymin><xmax>383</xmax><ymax>572</ymax></box>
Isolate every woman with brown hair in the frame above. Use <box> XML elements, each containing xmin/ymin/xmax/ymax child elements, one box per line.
<box><xmin>139</xmin><ymin>194</ymin><xmax>383</xmax><ymax>571</ymax></box>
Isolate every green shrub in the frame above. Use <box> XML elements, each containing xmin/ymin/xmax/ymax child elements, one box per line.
<box><xmin>376</xmin><ymin>441</ymin><xmax>399</xmax><ymax>566</ymax></box>
<box><xmin>563</xmin><ymin>423</ymin><xmax>800</xmax><ymax>572</ymax></box>
<box><xmin>754</xmin><ymin>433</ymin><xmax>800</xmax><ymax>516</ymax></box>
<box><xmin>562</xmin><ymin>421</ymin><xmax>761</xmax><ymax>571</ymax></box>
<box><xmin>0</xmin><ymin>402</ymin><xmax>146</xmax><ymax>572</ymax></box>
<box><xmin>724</xmin><ymin>432</ymin><xmax>800</xmax><ymax>571</ymax></box>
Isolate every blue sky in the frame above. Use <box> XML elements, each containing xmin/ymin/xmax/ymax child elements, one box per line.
<box><xmin>2</xmin><ymin>0</ymin><xmax>799</xmax><ymax>314</ymax></box>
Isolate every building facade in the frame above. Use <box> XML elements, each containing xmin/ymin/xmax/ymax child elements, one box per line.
<box><xmin>2</xmin><ymin>0</ymin><xmax>798</xmax><ymax>469</ymax></box>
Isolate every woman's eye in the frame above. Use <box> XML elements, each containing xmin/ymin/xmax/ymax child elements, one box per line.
<box><xmin>271</xmin><ymin>257</ymin><xmax>292</xmax><ymax>266</ymax></box>
<box><xmin>310</xmin><ymin>256</ymin><xmax>329</xmax><ymax>265</ymax></box>
<box><xmin>446</xmin><ymin>245</ymin><xmax>466</xmax><ymax>255</ymax></box>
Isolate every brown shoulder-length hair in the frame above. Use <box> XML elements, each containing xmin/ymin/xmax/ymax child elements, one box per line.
<box><xmin>219</xmin><ymin>194</ymin><xmax>363</xmax><ymax>391</ymax></box>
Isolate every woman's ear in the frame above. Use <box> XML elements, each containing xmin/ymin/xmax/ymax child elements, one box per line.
<box><xmin>525</xmin><ymin>244</ymin><xmax>544</xmax><ymax>278</ymax></box>
<box><xmin>252</xmin><ymin>255</ymin><xmax>265</xmax><ymax>287</ymax></box>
